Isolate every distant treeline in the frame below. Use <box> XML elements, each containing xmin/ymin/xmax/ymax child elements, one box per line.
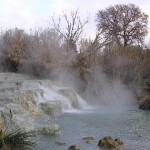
<box><xmin>0</xmin><ymin>4</ymin><xmax>149</xmax><ymax>98</ymax></box>
<box><xmin>0</xmin><ymin>28</ymin><xmax>149</xmax><ymax>91</ymax></box>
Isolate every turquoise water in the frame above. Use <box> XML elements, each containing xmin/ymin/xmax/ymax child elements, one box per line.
<box><xmin>36</xmin><ymin>107</ymin><xmax>150</xmax><ymax>150</ymax></box>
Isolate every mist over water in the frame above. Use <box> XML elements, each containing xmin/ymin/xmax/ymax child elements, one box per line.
<box><xmin>81</xmin><ymin>67</ymin><xmax>136</xmax><ymax>110</ymax></box>
<box><xmin>45</xmin><ymin>67</ymin><xmax>136</xmax><ymax>113</ymax></box>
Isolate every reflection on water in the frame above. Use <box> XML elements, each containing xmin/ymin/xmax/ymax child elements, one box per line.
<box><xmin>36</xmin><ymin>107</ymin><xmax>150</xmax><ymax>150</ymax></box>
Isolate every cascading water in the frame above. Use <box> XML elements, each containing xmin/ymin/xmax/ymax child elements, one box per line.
<box><xmin>38</xmin><ymin>85</ymin><xmax>90</xmax><ymax>112</ymax></box>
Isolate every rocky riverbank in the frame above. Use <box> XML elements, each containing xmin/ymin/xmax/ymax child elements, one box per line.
<box><xmin>0</xmin><ymin>73</ymin><xmax>85</xmax><ymax>140</ymax></box>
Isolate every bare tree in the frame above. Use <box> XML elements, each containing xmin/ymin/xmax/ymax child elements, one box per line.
<box><xmin>96</xmin><ymin>4</ymin><xmax>149</xmax><ymax>47</ymax></box>
<box><xmin>52</xmin><ymin>10</ymin><xmax>89</xmax><ymax>53</ymax></box>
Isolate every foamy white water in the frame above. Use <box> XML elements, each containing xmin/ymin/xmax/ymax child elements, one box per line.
<box><xmin>38</xmin><ymin>85</ymin><xmax>90</xmax><ymax>112</ymax></box>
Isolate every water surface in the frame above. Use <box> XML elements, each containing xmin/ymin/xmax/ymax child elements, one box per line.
<box><xmin>36</xmin><ymin>106</ymin><xmax>150</xmax><ymax>150</ymax></box>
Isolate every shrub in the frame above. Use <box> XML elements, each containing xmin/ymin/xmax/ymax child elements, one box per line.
<box><xmin>0</xmin><ymin>120</ymin><xmax>35</xmax><ymax>150</ymax></box>
<box><xmin>1</xmin><ymin>28</ymin><xmax>28</xmax><ymax>72</ymax></box>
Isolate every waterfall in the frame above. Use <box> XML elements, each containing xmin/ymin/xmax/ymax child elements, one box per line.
<box><xmin>38</xmin><ymin>85</ymin><xmax>90</xmax><ymax>112</ymax></box>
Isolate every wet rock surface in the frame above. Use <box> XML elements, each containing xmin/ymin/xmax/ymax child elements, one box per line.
<box><xmin>37</xmin><ymin>124</ymin><xmax>60</xmax><ymax>135</ymax></box>
<box><xmin>98</xmin><ymin>136</ymin><xmax>123</xmax><ymax>148</ymax></box>
<box><xmin>0</xmin><ymin>72</ymin><xmax>93</xmax><ymax>149</ymax></box>
<box><xmin>39</xmin><ymin>101</ymin><xmax>62</xmax><ymax>117</ymax></box>
<box><xmin>0</xmin><ymin>73</ymin><xmax>62</xmax><ymax>135</ymax></box>
<box><xmin>0</xmin><ymin>103</ymin><xmax>35</xmax><ymax>132</ymax></box>
<box><xmin>68</xmin><ymin>145</ymin><xmax>80</xmax><ymax>150</ymax></box>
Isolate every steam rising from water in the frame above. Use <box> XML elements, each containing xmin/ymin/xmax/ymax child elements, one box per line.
<box><xmin>39</xmin><ymin>69</ymin><xmax>136</xmax><ymax>113</ymax></box>
<box><xmin>82</xmin><ymin>68</ymin><xmax>136</xmax><ymax>110</ymax></box>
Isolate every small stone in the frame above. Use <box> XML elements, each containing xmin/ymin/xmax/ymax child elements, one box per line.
<box><xmin>82</xmin><ymin>136</ymin><xmax>95</xmax><ymax>140</ymax></box>
<box><xmin>55</xmin><ymin>141</ymin><xmax>66</xmax><ymax>145</ymax></box>
<box><xmin>85</xmin><ymin>140</ymin><xmax>90</xmax><ymax>144</ymax></box>
<box><xmin>68</xmin><ymin>145</ymin><xmax>80</xmax><ymax>150</ymax></box>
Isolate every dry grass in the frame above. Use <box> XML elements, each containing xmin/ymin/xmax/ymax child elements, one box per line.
<box><xmin>0</xmin><ymin>119</ymin><xmax>35</xmax><ymax>150</ymax></box>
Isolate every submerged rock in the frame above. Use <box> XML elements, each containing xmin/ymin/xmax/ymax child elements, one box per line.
<box><xmin>39</xmin><ymin>101</ymin><xmax>62</xmax><ymax>117</ymax></box>
<box><xmin>68</xmin><ymin>145</ymin><xmax>80</xmax><ymax>150</ymax></box>
<box><xmin>98</xmin><ymin>136</ymin><xmax>123</xmax><ymax>148</ymax></box>
<box><xmin>83</xmin><ymin>136</ymin><xmax>95</xmax><ymax>144</ymax></box>
<box><xmin>85</xmin><ymin>140</ymin><xmax>90</xmax><ymax>144</ymax></box>
<box><xmin>37</xmin><ymin>124</ymin><xmax>60</xmax><ymax>135</ymax></box>
<box><xmin>55</xmin><ymin>141</ymin><xmax>66</xmax><ymax>145</ymax></box>
<box><xmin>139</xmin><ymin>94</ymin><xmax>150</xmax><ymax>110</ymax></box>
<box><xmin>82</xmin><ymin>136</ymin><xmax>95</xmax><ymax>140</ymax></box>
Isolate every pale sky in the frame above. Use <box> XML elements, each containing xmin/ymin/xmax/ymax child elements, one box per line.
<box><xmin>0</xmin><ymin>0</ymin><xmax>150</xmax><ymax>41</ymax></box>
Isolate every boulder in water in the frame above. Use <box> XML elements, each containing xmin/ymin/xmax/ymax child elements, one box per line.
<box><xmin>98</xmin><ymin>136</ymin><xmax>123</xmax><ymax>148</ymax></box>
<box><xmin>68</xmin><ymin>145</ymin><xmax>80</xmax><ymax>150</ymax></box>
<box><xmin>37</xmin><ymin>124</ymin><xmax>60</xmax><ymax>135</ymax></box>
<box><xmin>39</xmin><ymin>101</ymin><xmax>62</xmax><ymax>117</ymax></box>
